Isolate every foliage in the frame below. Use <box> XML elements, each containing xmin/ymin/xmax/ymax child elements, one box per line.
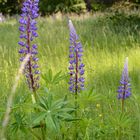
<box><xmin>32</xmin><ymin>94</ymin><xmax>75</xmax><ymax>131</ymax></box>
<box><xmin>91</xmin><ymin>2</ymin><xmax>105</xmax><ymax>11</ymax></box>
<box><xmin>9</xmin><ymin>91</ymin><xmax>76</xmax><ymax>139</ymax></box>
<box><xmin>105</xmin><ymin>11</ymin><xmax>140</xmax><ymax>29</ymax></box>
<box><xmin>39</xmin><ymin>0</ymin><xmax>86</xmax><ymax>15</ymax></box>
<box><xmin>133</xmin><ymin>0</ymin><xmax>140</xmax><ymax>3</ymax></box>
<box><xmin>0</xmin><ymin>0</ymin><xmax>86</xmax><ymax>15</ymax></box>
<box><xmin>42</xmin><ymin>69</ymin><xmax>68</xmax><ymax>88</ymax></box>
<box><xmin>1</xmin><ymin>12</ymin><xmax>140</xmax><ymax>139</ymax></box>
<box><xmin>0</xmin><ymin>0</ymin><xmax>20</xmax><ymax>15</ymax></box>
<box><xmin>1</xmin><ymin>0</ymin><xmax>140</xmax><ymax>16</ymax></box>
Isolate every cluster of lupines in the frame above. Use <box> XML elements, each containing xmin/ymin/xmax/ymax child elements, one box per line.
<box><xmin>18</xmin><ymin>0</ymin><xmax>40</xmax><ymax>92</ymax></box>
<box><xmin>117</xmin><ymin>58</ymin><xmax>131</xmax><ymax>99</ymax></box>
<box><xmin>68</xmin><ymin>20</ymin><xmax>85</xmax><ymax>93</ymax></box>
<box><xmin>18</xmin><ymin>1</ymin><xmax>132</xmax><ymax>107</ymax></box>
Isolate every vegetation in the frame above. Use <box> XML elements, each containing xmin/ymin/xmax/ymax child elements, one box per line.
<box><xmin>1</xmin><ymin>11</ymin><xmax>140</xmax><ymax>139</ymax></box>
<box><xmin>1</xmin><ymin>0</ymin><xmax>140</xmax><ymax>15</ymax></box>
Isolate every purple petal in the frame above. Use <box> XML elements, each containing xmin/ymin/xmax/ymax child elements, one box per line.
<box><xmin>35</xmin><ymin>70</ymin><xmax>40</xmax><ymax>74</ymax></box>
<box><xmin>18</xmin><ymin>41</ymin><xmax>25</xmax><ymax>46</ymax></box>
<box><xmin>32</xmin><ymin>64</ymin><xmax>39</xmax><ymax>69</ymax></box>
<box><xmin>19</xmin><ymin>49</ymin><xmax>25</xmax><ymax>54</ymax></box>
<box><xmin>32</xmin><ymin>57</ymin><xmax>39</xmax><ymax>61</ymax></box>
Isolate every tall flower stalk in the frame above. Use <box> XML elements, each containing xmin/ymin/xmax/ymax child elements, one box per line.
<box><xmin>68</xmin><ymin>20</ymin><xmax>85</xmax><ymax>139</ymax></box>
<box><xmin>18</xmin><ymin>0</ymin><xmax>40</xmax><ymax>102</ymax></box>
<box><xmin>68</xmin><ymin>20</ymin><xmax>85</xmax><ymax>94</ymax></box>
<box><xmin>117</xmin><ymin>57</ymin><xmax>131</xmax><ymax>112</ymax></box>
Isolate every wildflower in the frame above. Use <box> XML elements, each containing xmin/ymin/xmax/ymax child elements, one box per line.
<box><xmin>99</xmin><ymin>114</ymin><xmax>102</xmax><ymax>117</ymax></box>
<box><xmin>117</xmin><ymin>57</ymin><xmax>131</xmax><ymax>100</ymax></box>
<box><xmin>68</xmin><ymin>20</ymin><xmax>85</xmax><ymax>93</ymax></box>
<box><xmin>18</xmin><ymin>0</ymin><xmax>40</xmax><ymax>92</ymax></box>
<box><xmin>96</xmin><ymin>104</ymin><xmax>100</xmax><ymax>108</ymax></box>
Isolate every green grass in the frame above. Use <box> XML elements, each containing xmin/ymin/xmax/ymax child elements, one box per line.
<box><xmin>1</xmin><ymin>13</ymin><xmax>140</xmax><ymax>139</ymax></box>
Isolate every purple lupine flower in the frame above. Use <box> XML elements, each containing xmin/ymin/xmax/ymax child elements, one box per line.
<box><xmin>117</xmin><ymin>57</ymin><xmax>131</xmax><ymax>100</ymax></box>
<box><xmin>18</xmin><ymin>0</ymin><xmax>40</xmax><ymax>92</ymax></box>
<box><xmin>68</xmin><ymin>20</ymin><xmax>85</xmax><ymax>93</ymax></box>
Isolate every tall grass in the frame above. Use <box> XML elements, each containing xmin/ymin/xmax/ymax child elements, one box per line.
<box><xmin>1</xmin><ymin>13</ymin><xmax>140</xmax><ymax>139</ymax></box>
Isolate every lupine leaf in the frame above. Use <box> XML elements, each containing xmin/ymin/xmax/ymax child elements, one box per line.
<box><xmin>58</xmin><ymin>107</ymin><xmax>75</xmax><ymax>113</ymax></box>
<box><xmin>56</xmin><ymin>112</ymin><xmax>73</xmax><ymax>120</ymax></box>
<box><xmin>32</xmin><ymin>112</ymin><xmax>46</xmax><ymax>124</ymax></box>
<box><xmin>48</xmin><ymin>69</ymin><xmax>53</xmax><ymax>82</ymax></box>
<box><xmin>45</xmin><ymin>113</ymin><xmax>58</xmax><ymax>132</ymax></box>
<box><xmin>52</xmin><ymin>71</ymin><xmax>62</xmax><ymax>83</ymax></box>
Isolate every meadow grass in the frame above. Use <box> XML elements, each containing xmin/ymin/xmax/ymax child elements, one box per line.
<box><xmin>1</xmin><ymin>13</ymin><xmax>140</xmax><ymax>139</ymax></box>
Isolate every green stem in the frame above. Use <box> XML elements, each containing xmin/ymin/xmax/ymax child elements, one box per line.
<box><xmin>74</xmin><ymin>91</ymin><xmax>78</xmax><ymax>140</ymax></box>
<box><xmin>31</xmin><ymin>91</ymin><xmax>46</xmax><ymax>140</ymax></box>
<box><xmin>41</xmin><ymin>126</ymin><xmax>46</xmax><ymax>140</ymax></box>
<box><xmin>122</xmin><ymin>98</ymin><xmax>124</xmax><ymax>113</ymax></box>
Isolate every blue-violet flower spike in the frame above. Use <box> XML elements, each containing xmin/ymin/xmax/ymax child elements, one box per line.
<box><xmin>68</xmin><ymin>20</ymin><xmax>85</xmax><ymax>93</ymax></box>
<box><xmin>18</xmin><ymin>0</ymin><xmax>40</xmax><ymax>91</ymax></box>
<box><xmin>117</xmin><ymin>57</ymin><xmax>131</xmax><ymax>99</ymax></box>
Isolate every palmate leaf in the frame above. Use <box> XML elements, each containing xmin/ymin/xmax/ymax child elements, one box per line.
<box><xmin>59</xmin><ymin>107</ymin><xmax>75</xmax><ymax>112</ymax></box>
<box><xmin>32</xmin><ymin>112</ymin><xmax>46</xmax><ymax>125</ymax></box>
<box><xmin>38</xmin><ymin>94</ymin><xmax>53</xmax><ymax>110</ymax></box>
<box><xmin>41</xmin><ymin>69</ymin><xmax>52</xmax><ymax>85</ymax></box>
<box><xmin>45</xmin><ymin>113</ymin><xmax>59</xmax><ymax>132</ymax></box>
<box><xmin>47</xmin><ymin>93</ymin><xmax>53</xmax><ymax>108</ymax></box>
<box><xmin>51</xmin><ymin>100</ymin><xmax>68</xmax><ymax>111</ymax></box>
<box><xmin>11</xmin><ymin>112</ymin><xmax>27</xmax><ymax>133</ymax></box>
<box><xmin>53</xmin><ymin>73</ymin><xmax>68</xmax><ymax>84</ymax></box>
<box><xmin>32</xmin><ymin>93</ymin><xmax>75</xmax><ymax>132</ymax></box>
<box><xmin>38</xmin><ymin>101</ymin><xmax>48</xmax><ymax>111</ymax></box>
<box><xmin>41</xmin><ymin>69</ymin><xmax>53</xmax><ymax>83</ymax></box>
<box><xmin>110</xmin><ymin>113</ymin><xmax>132</xmax><ymax>127</ymax></box>
<box><xmin>78</xmin><ymin>87</ymin><xmax>101</xmax><ymax>107</ymax></box>
<box><xmin>50</xmin><ymin>95</ymin><xmax>68</xmax><ymax>110</ymax></box>
<box><xmin>56</xmin><ymin>112</ymin><xmax>74</xmax><ymax>120</ymax></box>
<box><xmin>119</xmin><ymin>113</ymin><xmax>133</xmax><ymax>127</ymax></box>
<box><xmin>108</xmin><ymin>113</ymin><xmax>134</xmax><ymax>136</ymax></box>
<box><xmin>52</xmin><ymin>71</ymin><xmax>62</xmax><ymax>84</ymax></box>
<box><xmin>42</xmin><ymin>69</ymin><xmax>67</xmax><ymax>86</ymax></box>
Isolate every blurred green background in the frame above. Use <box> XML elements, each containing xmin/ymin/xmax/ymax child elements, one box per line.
<box><xmin>1</xmin><ymin>0</ymin><xmax>140</xmax><ymax>15</ymax></box>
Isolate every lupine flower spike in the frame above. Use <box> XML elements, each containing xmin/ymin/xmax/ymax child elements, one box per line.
<box><xmin>117</xmin><ymin>57</ymin><xmax>131</xmax><ymax>112</ymax></box>
<box><xmin>68</xmin><ymin>20</ymin><xmax>85</xmax><ymax>94</ymax></box>
<box><xmin>18</xmin><ymin>0</ymin><xmax>40</xmax><ymax>98</ymax></box>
